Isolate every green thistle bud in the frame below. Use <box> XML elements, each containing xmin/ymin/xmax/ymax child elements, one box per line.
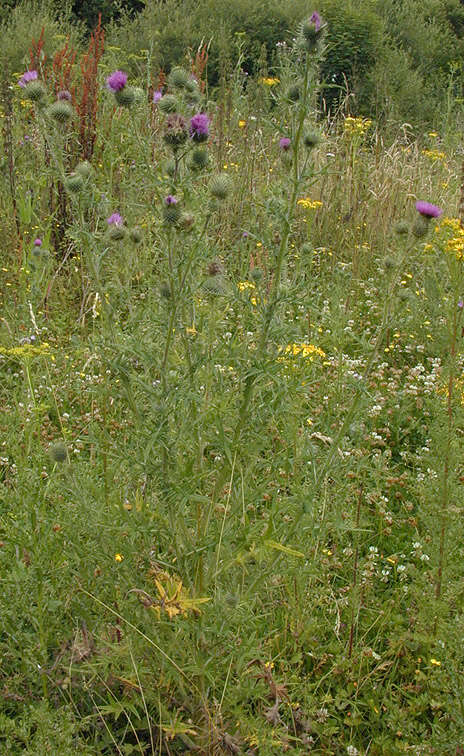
<box><xmin>287</xmin><ymin>84</ymin><xmax>301</xmax><ymax>102</ymax></box>
<box><xmin>384</xmin><ymin>256</ymin><xmax>396</xmax><ymax>270</ymax></box>
<box><xmin>303</xmin><ymin>129</ymin><xmax>321</xmax><ymax>149</ymax></box>
<box><xmin>108</xmin><ymin>225</ymin><xmax>126</xmax><ymax>241</ymax></box>
<box><xmin>186</xmin><ymin>90</ymin><xmax>201</xmax><ymax>107</ymax></box>
<box><xmin>132</xmin><ymin>86</ymin><xmax>145</xmax><ymax>103</ymax></box>
<box><xmin>115</xmin><ymin>86</ymin><xmax>136</xmax><ymax>107</ymax></box>
<box><xmin>49</xmin><ymin>441</ymin><xmax>68</xmax><ymax>463</ymax></box>
<box><xmin>65</xmin><ymin>173</ymin><xmax>84</xmax><ymax>193</ymax></box>
<box><xmin>185</xmin><ymin>77</ymin><xmax>199</xmax><ymax>94</ymax></box>
<box><xmin>190</xmin><ymin>147</ymin><xmax>209</xmax><ymax>171</ymax></box>
<box><xmin>168</xmin><ymin>66</ymin><xmax>190</xmax><ymax>89</ymax></box>
<box><xmin>209</xmin><ymin>173</ymin><xmax>232</xmax><ymax>200</ymax></box>
<box><xmin>24</xmin><ymin>80</ymin><xmax>47</xmax><ymax>102</ymax></box>
<box><xmin>394</xmin><ymin>220</ymin><xmax>409</xmax><ymax>236</ymax></box>
<box><xmin>163</xmin><ymin>114</ymin><xmax>188</xmax><ymax>148</ymax></box>
<box><xmin>179</xmin><ymin>212</ymin><xmax>195</xmax><ymax>231</ymax></box>
<box><xmin>129</xmin><ymin>227</ymin><xmax>143</xmax><ymax>243</ymax></box>
<box><xmin>75</xmin><ymin>160</ymin><xmax>92</xmax><ymax>179</ymax></box>
<box><xmin>158</xmin><ymin>94</ymin><xmax>179</xmax><ymax>113</ymax></box>
<box><xmin>48</xmin><ymin>100</ymin><xmax>73</xmax><ymax>123</ymax></box>
<box><xmin>412</xmin><ymin>215</ymin><xmax>429</xmax><ymax>238</ymax></box>
<box><xmin>202</xmin><ymin>275</ymin><xmax>226</xmax><ymax>296</ymax></box>
<box><xmin>163</xmin><ymin>201</ymin><xmax>182</xmax><ymax>226</ymax></box>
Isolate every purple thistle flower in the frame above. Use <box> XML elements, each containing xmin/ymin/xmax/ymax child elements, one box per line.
<box><xmin>279</xmin><ymin>137</ymin><xmax>291</xmax><ymax>151</ymax></box>
<box><xmin>415</xmin><ymin>200</ymin><xmax>443</xmax><ymax>218</ymax></box>
<box><xmin>18</xmin><ymin>70</ymin><xmax>38</xmax><ymax>88</ymax></box>
<box><xmin>33</xmin><ymin>238</ymin><xmax>42</xmax><ymax>247</ymax></box>
<box><xmin>106</xmin><ymin>71</ymin><xmax>128</xmax><ymax>92</ymax></box>
<box><xmin>153</xmin><ymin>89</ymin><xmax>163</xmax><ymax>104</ymax></box>
<box><xmin>310</xmin><ymin>11</ymin><xmax>321</xmax><ymax>31</ymax></box>
<box><xmin>165</xmin><ymin>195</ymin><xmax>178</xmax><ymax>205</ymax></box>
<box><xmin>57</xmin><ymin>89</ymin><xmax>72</xmax><ymax>101</ymax></box>
<box><xmin>189</xmin><ymin>113</ymin><xmax>210</xmax><ymax>142</ymax></box>
<box><xmin>107</xmin><ymin>212</ymin><xmax>124</xmax><ymax>226</ymax></box>
<box><xmin>458</xmin><ymin>300</ymin><xmax>464</xmax><ymax>309</ymax></box>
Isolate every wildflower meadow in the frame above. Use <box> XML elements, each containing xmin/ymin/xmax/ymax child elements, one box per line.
<box><xmin>1</xmin><ymin>2</ymin><xmax>464</xmax><ymax>754</ymax></box>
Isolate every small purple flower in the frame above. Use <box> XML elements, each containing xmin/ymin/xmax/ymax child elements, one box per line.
<box><xmin>18</xmin><ymin>70</ymin><xmax>38</xmax><ymax>88</ymax></box>
<box><xmin>153</xmin><ymin>89</ymin><xmax>163</xmax><ymax>104</ymax></box>
<box><xmin>189</xmin><ymin>113</ymin><xmax>210</xmax><ymax>142</ymax></box>
<box><xmin>106</xmin><ymin>71</ymin><xmax>128</xmax><ymax>92</ymax></box>
<box><xmin>107</xmin><ymin>212</ymin><xmax>124</xmax><ymax>226</ymax></box>
<box><xmin>242</xmin><ymin>231</ymin><xmax>249</xmax><ymax>239</ymax></box>
<box><xmin>279</xmin><ymin>137</ymin><xmax>291</xmax><ymax>151</ymax></box>
<box><xmin>165</xmin><ymin>195</ymin><xmax>178</xmax><ymax>205</ymax></box>
<box><xmin>310</xmin><ymin>11</ymin><xmax>321</xmax><ymax>31</ymax></box>
<box><xmin>57</xmin><ymin>89</ymin><xmax>72</xmax><ymax>101</ymax></box>
<box><xmin>415</xmin><ymin>201</ymin><xmax>443</xmax><ymax>218</ymax></box>
<box><xmin>458</xmin><ymin>300</ymin><xmax>464</xmax><ymax>309</ymax></box>
<box><xmin>33</xmin><ymin>238</ymin><xmax>42</xmax><ymax>247</ymax></box>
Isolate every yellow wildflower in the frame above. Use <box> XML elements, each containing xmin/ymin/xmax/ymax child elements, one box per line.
<box><xmin>238</xmin><ymin>119</ymin><xmax>246</xmax><ymax>128</ymax></box>
<box><xmin>237</xmin><ymin>281</ymin><xmax>256</xmax><ymax>291</ymax></box>
<box><xmin>114</xmin><ymin>553</ymin><xmax>124</xmax><ymax>562</ymax></box>
<box><xmin>282</xmin><ymin>343</ymin><xmax>326</xmax><ymax>360</ymax></box>
<box><xmin>259</xmin><ymin>77</ymin><xmax>280</xmax><ymax>86</ymax></box>
<box><xmin>430</xmin><ymin>658</ymin><xmax>441</xmax><ymax>666</ymax></box>
<box><xmin>297</xmin><ymin>198</ymin><xmax>323</xmax><ymax>210</ymax></box>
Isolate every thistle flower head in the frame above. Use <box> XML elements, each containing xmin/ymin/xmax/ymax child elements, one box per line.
<box><xmin>168</xmin><ymin>66</ymin><xmax>190</xmax><ymax>88</ymax></box>
<box><xmin>57</xmin><ymin>89</ymin><xmax>72</xmax><ymax>101</ymax></box>
<box><xmin>309</xmin><ymin>10</ymin><xmax>321</xmax><ymax>31</ymax></box>
<box><xmin>18</xmin><ymin>70</ymin><xmax>38</xmax><ymax>88</ymax></box>
<box><xmin>415</xmin><ymin>200</ymin><xmax>443</xmax><ymax>218</ymax></box>
<box><xmin>158</xmin><ymin>94</ymin><xmax>179</xmax><ymax>113</ymax></box>
<box><xmin>106</xmin><ymin>70</ymin><xmax>128</xmax><ymax>92</ymax></box>
<box><xmin>107</xmin><ymin>212</ymin><xmax>124</xmax><ymax>226</ymax></box>
<box><xmin>209</xmin><ymin>173</ymin><xmax>232</xmax><ymax>200</ymax></box>
<box><xmin>48</xmin><ymin>100</ymin><xmax>73</xmax><ymax>123</ymax></box>
<box><xmin>163</xmin><ymin>196</ymin><xmax>181</xmax><ymax>224</ymax></box>
<box><xmin>279</xmin><ymin>137</ymin><xmax>291</xmax><ymax>151</ymax></box>
<box><xmin>165</xmin><ymin>195</ymin><xmax>178</xmax><ymax>205</ymax></box>
<box><xmin>115</xmin><ymin>87</ymin><xmax>135</xmax><ymax>107</ymax></box>
<box><xmin>153</xmin><ymin>89</ymin><xmax>163</xmax><ymax>103</ymax></box>
<box><xmin>33</xmin><ymin>238</ymin><xmax>42</xmax><ymax>247</ymax></box>
<box><xmin>189</xmin><ymin>113</ymin><xmax>210</xmax><ymax>142</ymax></box>
<box><xmin>65</xmin><ymin>173</ymin><xmax>84</xmax><ymax>193</ymax></box>
<box><xmin>163</xmin><ymin>114</ymin><xmax>188</xmax><ymax>147</ymax></box>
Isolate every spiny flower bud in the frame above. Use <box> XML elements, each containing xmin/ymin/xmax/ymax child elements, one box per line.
<box><xmin>207</xmin><ymin>259</ymin><xmax>223</xmax><ymax>276</ymax></box>
<box><xmin>164</xmin><ymin>159</ymin><xmax>176</xmax><ymax>177</ymax></box>
<box><xmin>57</xmin><ymin>89</ymin><xmax>72</xmax><ymax>101</ymax></box>
<box><xmin>108</xmin><ymin>224</ymin><xmax>126</xmax><ymax>241</ymax></box>
<box><xmin>168</xmin><ymin>66</ymin><xmax>190</xmax><ymax>88</ymax></box>
<box><xmin>190</xmin><ymin>147</ymin><xmax>209</xmax><ymax>170</ymax></box>
<box><xmin>115</xmin><ymin>86</ymin><xmax>136</xmax><ymax>107</ymax></box>
<box><xmin>209</xmin><ymin>173</ymin><xmax>232</xmax><ymax>200</ymax></box>
<box><xmin>412</xmin><ymin>215</ymin><xmax>429</xmax><ymax>238</ymax></box>
<box><xmin>394</xmin><ymin>220</ymin><xmax>409</xmax><ymax>236</ymax></box>
<box><xmin>75</xmin><ymin>160</ymin><xmax>92</xmax><ymax>179</ymax></box>
<box><xmin>48</xmin><ymin>100</ymin><xmax>73</xmax><ymax>123</ymax></box>
<box><xmin>158</xmin><ymin>94</ymin><xmax>179</xmax><ymax>113</ymax></box>
<box><xmin>303</xmin><ymin>129</ymin><xmax>321</xmax><ymax>149</ymax></box>
<box><xmin>49</xmin><ymin>441</ymin><xmax>68</xmax><ymax>463</ymax></box>
<box><xmin>24</xmin><ymin>80</ymin><xmax>47</xmax><ymax>102</ymax></box>
<box><xmin>65</xmin><ymin>173</ymin><xmax>84</xmax><ymax>193</ymax></box>
<box><xmin>179</xmin><ymin>212</ymin><xmax>195</xmax><ymax>231</ymax></box>
<box><xmin>202</xmin><ymin>275</ymin><xmax>226</xmax><ymax>296</ymax></box>
<box><xmin>250</xmin><ymin>267</ymin><xmax>263</xmax><ymax>283</ymax></box>
<box><xmin>163</xmin><ymin>114</ymin><xmax>188</xmax><ymax>148</ymax></box>
<box><xmin>300</xmin><ymin>12</ymin><xmax>324</xmax><ymax>52</ymax></box>
<box><xmin>163</xmin><ymin>195</ymin><xmax>181</xmax><ymax>225</ymax></box>
<box><xmin>129</xmin><ymin>227</ymin><xmax>143</xmax><ymax>244</ymax></box>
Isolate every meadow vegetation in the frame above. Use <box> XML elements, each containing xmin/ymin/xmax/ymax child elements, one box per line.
<box><xmin>1</xmin><ymin>1</ymin><xmax>464</xmax><ymax>754</ymax></box>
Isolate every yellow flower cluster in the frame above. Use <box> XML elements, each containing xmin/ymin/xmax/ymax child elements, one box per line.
<box><xmin>237</xmin><ymin>281</ymin><xmax>256</xmax><ymax>291</ymax></box>
<box><xmin>259</xmin><ymin>77</ymin><xmax>280</xmax><ymax>86</ymax></box>
<box><xmin>343</xmin><ymin>116</ymin><xmax>372</xmax><ymax>137</ymax></box>
<box><xmin>422</xmin><ymin>149</ymin><xmax>446</xmax><ymax>162</ymax></box>
<box><xmin>282</xmin><ymin>342</ymin><xmax>326</xmax><ymax>360</ymax></box>
<box><xmin>0</xmin><ymin>342</ymin><xmax>50</xmax><ymax>359</ymax></box>
<box><xmin>435</xmin><ymin>217</ymin><xmax>464</xmax><ymax>260</ymax></box>
<box><xmin>297</xmin><ymin>198</ymin><xmax>323</xmax><ymax>210</ymax></box>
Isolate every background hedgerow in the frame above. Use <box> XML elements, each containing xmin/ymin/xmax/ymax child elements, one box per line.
<box><xmin>2</xmin><ymin>3</ymin><xmax>464</xmax><ymax>755</ymax></box>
